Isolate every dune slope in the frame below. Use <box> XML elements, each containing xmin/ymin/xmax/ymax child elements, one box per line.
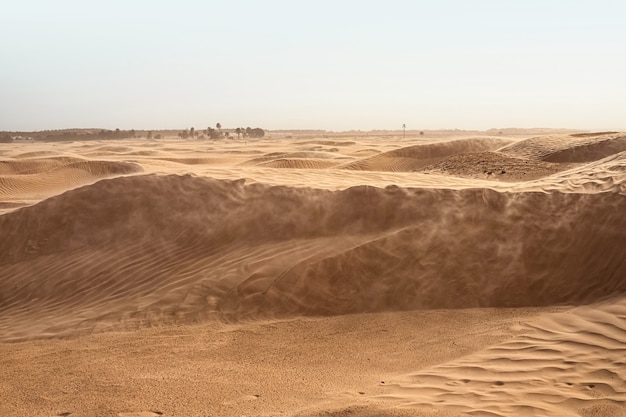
<box><xmin>498</xmin><ymin>132</ymin><xmax>626</xmax><ymax>161</ymax></box>
<box><xmin>0</xmin><ymin>157</ymin><xmax>142</xmax><ymax>200</ymax></box>
<box><xmin>1</xmin><ymin>174</ymin><xmax>624</xmax><ymax>340</ymax></box>
<box><xmin>340</xmin><ymin>137</ymin><xmax>512</xmax><ymax>171</ymax></box>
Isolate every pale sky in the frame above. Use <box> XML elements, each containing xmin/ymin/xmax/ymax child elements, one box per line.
<box><xmin>1</xmin><ymin>0</ymin><xmax>625</xmax><ymax>131</ymax></box>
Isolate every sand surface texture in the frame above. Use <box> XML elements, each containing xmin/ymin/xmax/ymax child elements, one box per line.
<box><xmin>1</xmin><ymin>131</ymin><xmax>625</xmax><ymax>416</ymax></box>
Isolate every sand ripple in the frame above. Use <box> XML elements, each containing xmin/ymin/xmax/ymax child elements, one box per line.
<box><xmin>380</xmin><ymin>297</ymin><xmax>626</xmax><ymax>417</ymax></box>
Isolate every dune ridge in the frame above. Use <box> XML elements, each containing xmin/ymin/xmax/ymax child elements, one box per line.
<box><xmin>241</xmin><ymin>151</ymin><xmax>346</xmax><ymax>166</ymax></box>
<box><xmin>340</xmin><ymin>137</ymin><xmax>512</xmax><ymax>172</ymax></box>
<box><xmin>259</xmin><ymin>158</ymin><xmax>341</xmax><ymax>169</ymax></box>
<box><xmin>0</xmin><ymin>156</ymin><xmax>84</xmax><ymax>175</ymax></box>
<box><xmin>0</xmin><ymin>158</ymin><xmax>142</xmax><ymax>200</ymax></box>
<box><xmin>420</xmin><ymin>151</ymin><xmax>575</xmax><ymax>181</ymax></box>
<box><xmin>1</xmin><ymin>174</ymin><xmax>624</xmax><ymax>340</ymax></box>
<box><xmin>498</xmin><ymin>132</ymin><xmax>626</xmax><ymax>161</ymax></box>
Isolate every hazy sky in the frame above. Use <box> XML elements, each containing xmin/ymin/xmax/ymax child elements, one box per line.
<box><xmin>2</xmin><ymin>0</ymin><xmax>625</xmax><ymax>131</ymax></box>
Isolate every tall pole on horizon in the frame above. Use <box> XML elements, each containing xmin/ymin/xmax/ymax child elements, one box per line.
<box><xmin>402</xmin><ymin>123</ymin><xmax>406</xmax><ymax>140</ymax></box>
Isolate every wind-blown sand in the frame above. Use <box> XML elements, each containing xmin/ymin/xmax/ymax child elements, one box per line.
<box><xmin>0</xmin><ymin>131</ymin><xmax>625</xmax><ymax>417</ymax></box>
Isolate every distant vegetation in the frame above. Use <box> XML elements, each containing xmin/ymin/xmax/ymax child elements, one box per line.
<box><xmin>0</xmin><ymin>126</ymin><xmax>269</xmax><ymax>142</ymax></box>
<box><xmin>42</xmin><ymin>128</ymin><xmax>139</xmax><ymax>141</ymax></box>
<box><xmin>179</xmin><ymin>124</ymin><xmax>265</xmax><ymax>140</ymax></box>
<box><xmin>0</xmin><ymin>129</ymin><xmax>140</xmax><ymax>142</ymax></box>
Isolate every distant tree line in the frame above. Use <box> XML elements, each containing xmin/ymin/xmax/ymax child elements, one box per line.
<box><xmin>179</xmin><ymin>123</ymin><xmax>265</xmax><ymax>140</ymax></box>
<box><xmin>1</xmin><ymin>125</ymin><xmax>267</xmax><ymax>143</ymax></box>
<box><xmin>19</xmin><ymin>129</ymin><xmax>139</xmax><ymax>142</ymax></box>
<box><xmin>145</xmin><ymin>131</ymin><xmax>162</xmax><ymax>140</ymax></box>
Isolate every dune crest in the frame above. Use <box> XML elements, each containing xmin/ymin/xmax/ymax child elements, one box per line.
<box><xmin>340</xmin><ymin>137</ymin><xmax>512</xmax><ymax>172</ymax></box>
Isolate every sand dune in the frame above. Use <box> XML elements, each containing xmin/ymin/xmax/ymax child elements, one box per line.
<box><xmin>259</xmin><ymin>158</ymin><xmax>341</xmax><ymax>169</ymax></box>
<box><xmin>340</xmin><ymin>137</ymin><xmax>512</xmax><ymax>172</ymax></box>
<box><xmin>499</xmin><ymin>131</ymin><xmax>626</xmax><ymax>161</ymax></box>
<box><xmin>507</xmin><ymin>150</ymin><xmax>626</xmax><ymax>196</ymax></box>
<box><xmin>298</xmin><ymin>139</ymin><xmax>357</xmax><ymax>146</ymax></box>
<box><xmin>242</xmin><ymin>151</ymin><xmax>347</xmax><ymax>166</ymax></box>
<box><xmin>1</xmin><ymin>174</ymin><xmax>624</xmax><ymax>340</ymax></box>
<box><xmin>0</xmin><ymin>158</ymin><xmax>142</xmax><ymax>200</ymax></box>
<box><xmin>0</xmin><ymin>156</ymin><xmax>83</xmax><ymax>175</ymax></box>
<box><xmin>12</xmin><ymin>150</ymin><xmax>64</xmax><ymax>159</ymax></box>
<box><xmin>544</xmin><ymin>135</ymin><xmax>626</xmax><ymax>163</ymax></box>
<box><xmin>417</xmin><ymin>133</ymin><xmax>626</xmax><ymax>182</ymax></box>
<box><xmin>420</xmin><ymin>151</ymin><xmax>576</xmax><ymax>181</ymax></box>
<box><xmin>0</xmin><ymin>132</ymin><xmax>625</xmax><ymax>417</ymax></box>
<box><xmin>156</xmin><ymin>157</ymin><xmax>235</xmax><ymax>165</ymax></box>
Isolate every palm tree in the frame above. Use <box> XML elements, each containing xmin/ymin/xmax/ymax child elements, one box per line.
<box><xmin>216</xmin><ymin>122</ymin><xmax>221</xmax><ymax>132</ymax></box>
<box><xmin>235</xmin><ymin>127</ymin><xmax>241</xmax><ymax>139</ymax></box>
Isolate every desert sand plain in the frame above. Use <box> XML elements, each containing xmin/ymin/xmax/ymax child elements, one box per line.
<box><xmin>0</xmin><ymin>130</ymin><xmax>625</xmax><ymax>417</ymax></box>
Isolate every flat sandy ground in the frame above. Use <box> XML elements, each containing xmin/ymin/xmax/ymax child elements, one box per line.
<box><xmin>1</xmin><ymin>131</ymin><xmax>625</xmax><ymax>417</ymax></box>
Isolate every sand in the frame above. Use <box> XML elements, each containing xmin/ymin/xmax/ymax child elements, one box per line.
<box><xmin>0</xmin><ymin>131</ymin><xmax>625</xmax><ymax>417</ymax></box>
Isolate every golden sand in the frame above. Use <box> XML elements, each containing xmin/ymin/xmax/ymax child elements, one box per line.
<box><xmin>1</xmin><ymin>131</ymin><xmax>625</xmax><ymax>416</ymax></box>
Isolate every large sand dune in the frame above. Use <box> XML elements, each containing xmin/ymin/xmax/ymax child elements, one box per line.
<box><xmin>340</xmin><ymin>137</ymin><xmax>512</xmax><ymax>172</ymax></box>
<box><xmin>0</xmin><ymin>131</ymin><xmax>625</xmax><ymax>417</ymax></box>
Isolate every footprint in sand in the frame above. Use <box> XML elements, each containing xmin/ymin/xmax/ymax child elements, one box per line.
<box><xmin>118</xmin><ymin>412</ymin><xmax>163</xmax><ymax>417</ymax></box>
